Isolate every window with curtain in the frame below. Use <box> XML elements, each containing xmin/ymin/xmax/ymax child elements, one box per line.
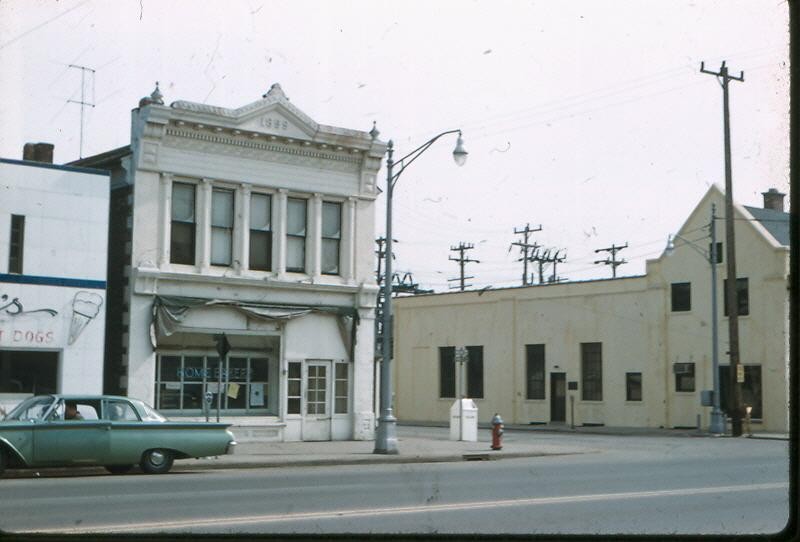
<box><xmin>170</xmin><ymin>183</ymin><xmax>196</xmax><ymax>265</ymax></box>
<box><xmin>249</xmin><ymin>193</ymin><xmax>272</xmax><ymax>271</ymax></box>
<box><xmin>321</xmin><ymin>201</ymin><xmax>342</xmax><ymax>275</ymax></box>
<box><xmin>211</xmin><ymin>188</ymin><xmax>234</xmax><ymax>266</ymax></box>
<box><xmin>287</xmin><ymin>198</ymin><xmax>307</xmax><ymax>272</ymax></box>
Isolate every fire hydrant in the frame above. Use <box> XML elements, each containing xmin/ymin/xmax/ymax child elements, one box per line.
<box><xmin>491</xmin><ymin>413</ymin><xmax>504</xmax><ymax>450</ymax></box>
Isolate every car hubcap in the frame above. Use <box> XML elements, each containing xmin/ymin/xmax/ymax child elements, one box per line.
<box><xmin>150</xmin><ymin>451</ymin><xmax>165</xmax><ymax>466</ymax></box>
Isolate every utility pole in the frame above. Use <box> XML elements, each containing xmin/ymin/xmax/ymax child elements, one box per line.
<box><xmin>392</xmin><ymin>271</ymin><xmax>433</xmax><ymax>296</ymax></box>
<box><xmin>701</xmin><ymin>60</ymin><xmax>745</xmax><ymax>436</ymax></box>
<box><xmin>594</xmin><ymin>243</ymin><xmax>628</xmax><ymax>278</ymax></box>
<box><xmin>374</xmin><ymin>237</ymin><xmax>397</xmax><ymax>358</ymax></box>
<box><xmin>448</xmin><ymin>242</ymin><xmax>480</xmax><ymax>291</ymax></box>
<box><xmin>67</xmin><ymin>64</ymin><xmax>96</xmax><ymax>159</ymax></box>
<box><xmin>511</xmin><ymin>223</ymin><xmax>542</xmax><ymax>286</ymax></box>
<box><xmin>531</xmin><ymin>247</ymin><xmax>549</xmax><ymax>284</ymax></box>
<box><xmin>549</xmin><ymin>249</ymin><xmax>567</xmax><ymax>282</ymax></box>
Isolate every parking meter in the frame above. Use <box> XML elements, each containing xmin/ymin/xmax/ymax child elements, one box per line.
<box><xmin>204</xmin><ymin>391</ymin><xmax>213</xmax><ymax>422</ymax></box>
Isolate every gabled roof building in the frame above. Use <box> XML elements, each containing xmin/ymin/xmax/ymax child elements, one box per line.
<box><xmin>393</xmin><ymin>185</ymin><xmax>790</xmax><ymax>433</ymax></box>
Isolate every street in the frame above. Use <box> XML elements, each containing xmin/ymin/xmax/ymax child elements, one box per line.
<box><xmin>2</xmin><ymin>431</ymin><xmax>789</xmax><ymax>536</ymax></box>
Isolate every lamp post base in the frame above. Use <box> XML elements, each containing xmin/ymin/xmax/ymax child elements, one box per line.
<box><xmin>373</xmin><ymin>414</ymin><xmax>399</xmax><ymax>454</ymax></box>
<box><xmin>709</xmin><ymin>409</ymin><xmax>726</xmax><ymax>435</ymax></box>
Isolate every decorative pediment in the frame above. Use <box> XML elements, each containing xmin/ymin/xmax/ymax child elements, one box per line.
<box><xmin>170</xmin><ymin>83</ymin><xmax>320</xmax><ymax>140</ymax></box>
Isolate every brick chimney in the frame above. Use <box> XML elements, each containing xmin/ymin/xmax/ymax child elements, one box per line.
<box><xmin>761</xmin><ymin>188</ymin><xmax>786</xmax><ymax>212</ymax></box>
<box><xmin>23</xmin><ymin>142</ymin><xmax>55</xmax><ymax>164</ymax></box>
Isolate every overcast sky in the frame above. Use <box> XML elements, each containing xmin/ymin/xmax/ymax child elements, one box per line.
<box><xmin>0</xmin><ymin>0</ymin><xmax>790</xmax><ymax>291</ymax></box>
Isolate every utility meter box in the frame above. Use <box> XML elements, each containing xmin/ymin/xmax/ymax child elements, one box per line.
<box><xmin>700</xmin><ymin>390</ymin><xmax>714</xmax><ymax>407</ymax></box>
<box><xmin>449</xmin><ymin>398</ymin><xmax>478</xmax><ymax>442</ymax></box>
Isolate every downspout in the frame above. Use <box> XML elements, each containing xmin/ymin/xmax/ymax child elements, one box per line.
<box><xmin>511</xmin><ymin>296</ymin><xmax>518</xmax><ymax>424</ymax></box>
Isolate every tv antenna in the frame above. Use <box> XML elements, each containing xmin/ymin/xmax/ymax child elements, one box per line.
<box><xmin>68</xmin><ymin>64</ymin><xmax>96</xmax><ymax>158</ymax></box>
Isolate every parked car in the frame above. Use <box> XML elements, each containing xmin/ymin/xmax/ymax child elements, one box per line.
<box><xmin>0</xmin><ymin>394</ymin><xmax>236</xmax><ymax>475</ymax></box>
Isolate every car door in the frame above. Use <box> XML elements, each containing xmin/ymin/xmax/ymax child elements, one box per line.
<box><xmin>102</xmin><ymin>398</ymin><xmax>144</xmax><ymax>464</ymax></box>
<box><xmin>33</xmin><ymin>399</ymin><xmax>110</xmax><ymax>466</ymax></box>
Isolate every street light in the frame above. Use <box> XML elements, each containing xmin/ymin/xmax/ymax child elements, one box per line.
<box><xmin>665</xmin><ymin>203</ymin><xmax>725</xmax><ymax>434</ymax></box>
<box><xmin>374</xmin><ymin>129</ymin><xmax>467</xmax><ymax>454</ymax></box>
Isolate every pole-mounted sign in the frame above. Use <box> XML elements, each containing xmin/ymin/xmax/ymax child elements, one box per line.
<box><xmin>213</xmin><ymin>333</ymin><xmax>230</xmax><ymax>422</ymax></box>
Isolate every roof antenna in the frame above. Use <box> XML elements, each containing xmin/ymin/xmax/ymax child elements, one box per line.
<box><xmin>67</xmin><ymin>64</ymin><xmax>96</xmax><ymax>159</ymax></box>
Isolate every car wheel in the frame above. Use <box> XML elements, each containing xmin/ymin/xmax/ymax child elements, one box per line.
<box><xmin>105</xmin><ymin>464</ymin><xmax>134</xmax><ymax>475</ymax></box>
<box><xmin>139</xmin><ymin>449</ymin><xmax>174</xmax><ymax>474</ymax></box>
<box><xmin>0</xmin><ymin>448</ymin><xmax>6</xmax><ymax>476</ymax></box>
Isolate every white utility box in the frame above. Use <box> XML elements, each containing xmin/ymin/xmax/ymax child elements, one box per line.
<box><xmin>449</xmin><ymin>398</ymin><xmax>478</xmax><ymax>441</ymax></box>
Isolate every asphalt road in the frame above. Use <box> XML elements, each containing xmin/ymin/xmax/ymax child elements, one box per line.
<box><xmin>2</xmin><ymin>433</ymin><xmax>790</xmax><ymax>536</ymax></box>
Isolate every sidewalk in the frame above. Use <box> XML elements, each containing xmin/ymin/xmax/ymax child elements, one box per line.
<box><xmin>183</xmin><ymin>424</ymin><xmax>594</xmax><ymax>471</ymax></box>
<box><xmin>4</xmin><ymin>424</ymin><xmax>787</xmax><ymax>478</ymax></box>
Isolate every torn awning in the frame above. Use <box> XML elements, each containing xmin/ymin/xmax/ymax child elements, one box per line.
<box><xmin>150</xmin><ymin>295</ymin><xmax>359</xmax><ymax>359</ymax></box>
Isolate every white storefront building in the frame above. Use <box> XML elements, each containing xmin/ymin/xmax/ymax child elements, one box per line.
<box><xmin>74</xmin><ymin>84</ymin><xmax>384</xmax><ymax>441</ymax></box>
<box><xmin>0</xmin><ymin>150</ymin><xmax>109</xmax><ymax>413</ymax></box>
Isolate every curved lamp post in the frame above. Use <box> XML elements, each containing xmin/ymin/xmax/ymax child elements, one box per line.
<box><xmin>374</xmin><ymin>129</ymin><xmax>467</xmax><ymax>454</ymax></box>
<box><xmin>665</xmin><ymin>203</ymin><xmax>725</xmax><ymax>434</ymax></box>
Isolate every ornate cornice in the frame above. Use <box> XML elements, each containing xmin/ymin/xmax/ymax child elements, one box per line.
<box><xmin>163</xmin><ymin>127</ymin><xmax>363</xmax><ymax>171</ymax></box>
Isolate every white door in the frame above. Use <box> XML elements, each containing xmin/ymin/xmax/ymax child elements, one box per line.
<box><xmin>303</xmin><ymin>361</ymin><xmax>332</xmax><ymax>441</ymax></box>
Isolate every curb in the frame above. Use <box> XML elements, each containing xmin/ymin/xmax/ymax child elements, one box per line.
<box><xmin>2</xmin><ymin>450</ymin><xmax>586</xmax><ymax>478</ymax></box>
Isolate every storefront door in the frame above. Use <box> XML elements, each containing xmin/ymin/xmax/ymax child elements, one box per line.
<box><xmin>303</xmin><ymin>361</ymin><xmax>332</xmax><ymax>441</ymax></box>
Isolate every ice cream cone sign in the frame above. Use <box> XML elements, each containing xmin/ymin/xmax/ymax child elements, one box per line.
<box><xmin>68</xmin><ymin>291</ymin><xmax>104</xmax><ymax>345</ymax></box>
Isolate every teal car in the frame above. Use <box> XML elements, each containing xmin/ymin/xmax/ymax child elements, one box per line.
<box><xmin>0</xmin><ymin>395</ymin><xmax>236</xmax><ymax>475</ymax></box>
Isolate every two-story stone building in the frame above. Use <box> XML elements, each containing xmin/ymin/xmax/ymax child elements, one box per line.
<box><xmin>73</xmin><ymin>84</ymin><xmax>385</xmax><ymax>441</ymax></box>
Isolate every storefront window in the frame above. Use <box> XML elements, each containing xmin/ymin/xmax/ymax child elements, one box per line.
<box><xmin>287</xmin><ymin>362</ymin><xmax>301</xmax><ymax>414</ymax></box>
<box><xmin>155</xmin><ymin>353</ymin><xmax>276</xmax><ymax>415</ymax></box>
<box><xmin>0</xmin><ymin>350</ymin><xmax>58</xmax><ymax>394</ymax></box>
<box><xmin>334</xmin><ymin>362</ymin><xmax>349</xmax><ymax>414</ymax></box>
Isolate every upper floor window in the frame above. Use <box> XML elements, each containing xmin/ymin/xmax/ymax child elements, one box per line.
<box><xmin>671</xmin><ymin>282</ymin><xmax>691</xmax><ymax>312</ymax></box>
<box><xmin>211</xmin><ymin>188</ymin><xmax>234</xmax><ymax>266</ymax></box>
<box><xmin>170</xmin><ymin>183</ymin><xmax>196</xmax><ymax>265</ymax></box>
<box><xmin>724</xmin><ymin>278</ymin><xmax>749</xmax><ymax>316</ymax></box>
<box><xmin>249</xmin><ymin>193</ymin><xmax>272</xmax><ymax>271</ymax></box>
<box><xmin>708</xmin><ymin>242</ymin><xmax>723</xmax><ymax>264</ymax></box>
<box><xmin>286</xmin><ymin>198</ymin><xmax>307</xmax><ymax>273</ymax></box>
<box><xmin>321</xmin><ymin>201</ymin><xmax>342</xmax><ymax>275</ymax></box>
<box><xmin>8</xmin><ymin>214</ymin><xmax>24</xmax><ymax>274</ymax></box>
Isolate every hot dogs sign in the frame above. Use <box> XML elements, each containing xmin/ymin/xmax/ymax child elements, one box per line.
<box><xmin>0</xmin><ymin>290</ymin><xmax>103</xmax><ymax>347</ymax></box>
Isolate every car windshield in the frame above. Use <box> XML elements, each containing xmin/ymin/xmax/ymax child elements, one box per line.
<box><xmin>4</xmin><ymin>396</ymin><xmax>55</xmax><ymax>421</ymax></box>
